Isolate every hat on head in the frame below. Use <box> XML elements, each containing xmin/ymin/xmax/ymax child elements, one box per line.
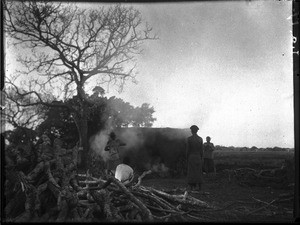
<box><xmin>110</xmin><ymin>131</ymin><xmax>116</xmax><ymax>139</ymax></box>
<box><xmin>190</xmin><ymin>125</ymin><xmax>199</xmax><ymax>131</ymax></box>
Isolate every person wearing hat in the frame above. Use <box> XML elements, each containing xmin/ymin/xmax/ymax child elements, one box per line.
<box><xmin>186</xmin><ymin>125</ymin><xmax>204</xmax><ymax>192</ymax></box>
<box><xmin>105</xmin><ymin>131</ymin><xmax>126</xmax><ymax>175</ymax></box>
<box><xmin>203</xmin><ymin>136</ymin><xmax>216</xmax><ymax>177</ymax></box>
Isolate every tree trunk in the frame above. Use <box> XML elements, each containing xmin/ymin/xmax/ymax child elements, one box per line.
<box><xmin>78</xmin><ymin>114</ymin><xmax>89</xmax><ymax>169</ymax></box>
<box><xmin>72</xmin><ymin>107</ymin><xmax>89</xmax><ymax>169</ymax></box>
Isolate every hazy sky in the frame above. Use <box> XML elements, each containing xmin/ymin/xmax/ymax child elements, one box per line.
<box><xmin>104</xmin><ymin>1</ymin><xmax>294</xmax><ymax>148</ymax></box>
<box><xmin>6</xmin><ymin>1</ymin><xmax>294</xmax><ymax>148</ymax></box>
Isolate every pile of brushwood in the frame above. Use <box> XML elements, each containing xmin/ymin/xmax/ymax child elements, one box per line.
<box><xmin>224</xmin><ymin>158</ymin><xmax>295</xmax><ymax>189</ymax></box>
<box><xmin>4</xmin><ymin>139</ymin><xmax>213</xmax><ymax>222</ymax></box>
<box><xmin>76</xmin><ymin>171</ymin><xmax>213</xmax><ymax>222</ymax></box>
<box><xmin>4</xmin><ymin>168</ymin><xmax>213</xmax><ymax>222</ymax></box>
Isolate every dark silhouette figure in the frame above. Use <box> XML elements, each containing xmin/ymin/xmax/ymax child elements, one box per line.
<box><xmin>203</xmin><ymin>136</ymin><xmax>216</xmax><ymax>176</ymax></box>
<box><xmin>186</xmin><ymin>125</ymin><xmax>204</xmax><ymax>192</ymax></box>
<box><xmin>105</xmin><ymin>131</ymin><xmax>126</xmax><ymax>175</ymax></box>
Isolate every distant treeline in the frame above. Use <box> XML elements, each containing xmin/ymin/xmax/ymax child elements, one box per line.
<box><xmin>215</xmin><ymin>145</ymin><xmax>294</xmax><ymax>152</ymax></box>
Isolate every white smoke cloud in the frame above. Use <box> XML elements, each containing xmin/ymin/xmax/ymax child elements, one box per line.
<box><xmin>151</xmin><ymin>161</ymin><xmax>170</xmax><ymax>178</ymax></box>
<box><xmin>119</xmin><ymin>128</ymin><xmax>143</xmax><ymax>149</ymax></box>
<box><xmin>152</xmin><ymin>162</ymin><xmax>169</xmax><ymax>173</ymax></box>
<box><xmin>89</xmin><ymin>130</ymin><xmax>110</xmax><ymax>162</ymax></box>
<box><xmin>89</xmin><ymin>115</ymin><xmax>117</xmax><ymax>162</ymax></box>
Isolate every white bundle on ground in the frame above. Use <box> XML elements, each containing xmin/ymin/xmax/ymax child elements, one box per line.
<box><xmin>115</xmin><ymin>164</ymin><xmax>134</xmax><ymax>185</ymax></box>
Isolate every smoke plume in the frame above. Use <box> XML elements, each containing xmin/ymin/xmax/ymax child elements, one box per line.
<box><xmin>119</xmin><ymin>128</ymin><xmax>144</xmax><ymax>149</ymax></box>
<box><xmin>89</xmin><ymin>130</ymin><xmax>110</xmax><ymax>162</ymax></box>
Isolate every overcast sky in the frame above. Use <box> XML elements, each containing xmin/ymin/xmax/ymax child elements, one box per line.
<box><xmin>102</xmin><ymin>1</ymin><xmax>294</xmax><ymax>148</ymax></box>
<box><xmin>6</xmin><ymin>1</ymin><xmax>294</xmax><ymax>148</ymax></box>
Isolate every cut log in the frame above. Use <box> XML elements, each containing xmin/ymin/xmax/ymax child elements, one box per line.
<box><xmin>148</xmin><ymin>187</ymin><xmax>211</xmax><ymax>208</ymax></box>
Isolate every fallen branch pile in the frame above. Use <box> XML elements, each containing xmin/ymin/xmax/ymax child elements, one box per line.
<box><xmin>4</xmin><ymin>167</ymin><xmax>213</xmax><ymax>222</ymax></box>
<box><xmin>75</xmin><ymin>171</ymin><xmax>213</xmax><ymax>222</ymax></box>
<box><xmin>4</xmin><ymin>139</ymin><xmax>212</xmax><ymax>222</ymax></box>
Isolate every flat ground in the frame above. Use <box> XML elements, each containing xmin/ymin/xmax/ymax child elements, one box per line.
<box><xmin>141</xmin><ymin>172</ymin><xmax>294</xmax><ymax>223</ymax></box>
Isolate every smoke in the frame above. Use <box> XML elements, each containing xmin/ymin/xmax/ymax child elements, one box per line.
<box><xmin>89</xmin><ymin>127</ymin><xmax>144</xmax><ymax>163</ymax></box>
<box><xmin>89</xmin><ymin>126</ymin><xmax>188</xmax><ymax>174</ymax></box>
<box><xmin>144</xmin><ymin>160</ymin><xmax>170</xmax><ymax>177</ymax></box>
<box><xmin>151</xmin><ymin>162</ymin><xmax>169</xmax><ymax>173</ymax></box>
<box><xmin>89</xmin><ymin>130</ymin><xmax>110</xmax><ymax>162</ymax></box>
<box><xmin>89</xmin><ymin>115</ymin><xmax>117</xmax><ymax>162</ymax></box>
<box><xmin>145</xmin><ymin>155</ymin><xmax>170</xmax><ymax>177</ymax></box>
<box><xmin>151</xmin><ymin>161</ymin><xmax>170</xmax><ymax>178</ymax></box>
<box><xmin>119</xmin><ymin>128</ymin><xmax>144</xmax><ymax>149</ymax></box>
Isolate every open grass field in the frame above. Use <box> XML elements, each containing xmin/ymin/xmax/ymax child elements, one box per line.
<box><xmin>141</xmin><ymin>172</ymin><xmax>294</xmax><ymax>223</ymax></box>
<box><xmin>138</xmin><ymin>149</ymin><xmax>295</xmax><ymax>222</ymax></box>
<box><xmin>214</xmin><ymin>150</ymin><xmax>294</xmax><ymax>171</ymax></box>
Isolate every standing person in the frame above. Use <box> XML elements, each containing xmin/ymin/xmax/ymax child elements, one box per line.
<box><xmin>203</xmin><ymin>136</ymin><xmax>216</xmax><ymax>177</ymax></box>
<box><xmin>186</xmin><ymin>125</ymin><xmax>204</xmax><ymax>192</ymax></box>
<box><xmin>105</xmin><ymin>131</ymin><xmax>126</xmax><ymax>175</ymax></box>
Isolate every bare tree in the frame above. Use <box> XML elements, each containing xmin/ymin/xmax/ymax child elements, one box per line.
<box><xmin>4</xmin><ymin>1</ymin><xmax>157</xmax><ymax>167</ymax></box>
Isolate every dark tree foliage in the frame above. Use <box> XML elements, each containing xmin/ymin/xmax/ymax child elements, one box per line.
<box><xmin>36</xmin><ymin>94</ymin><xmax>156</xmax><ymax>147</ymax></box>
<box><xmin>35</xmin><ymin>105</ymin><xmax>78</xmax><ymax>147</ymax></box>
<box><xmin>4</xmin><ymin>127</ymin><xmax>37</xmax><ymax>146</ymax></box>
<box><xmin>132</xmin><ymin>103</ymin><xmax>156</xmax><ymax>127</ymax></box>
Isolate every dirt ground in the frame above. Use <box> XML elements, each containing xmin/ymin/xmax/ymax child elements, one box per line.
<box><xmin>141</xmin><ymin>171</ymin><xmax>295</xmax><ymax>223</ymax></box>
